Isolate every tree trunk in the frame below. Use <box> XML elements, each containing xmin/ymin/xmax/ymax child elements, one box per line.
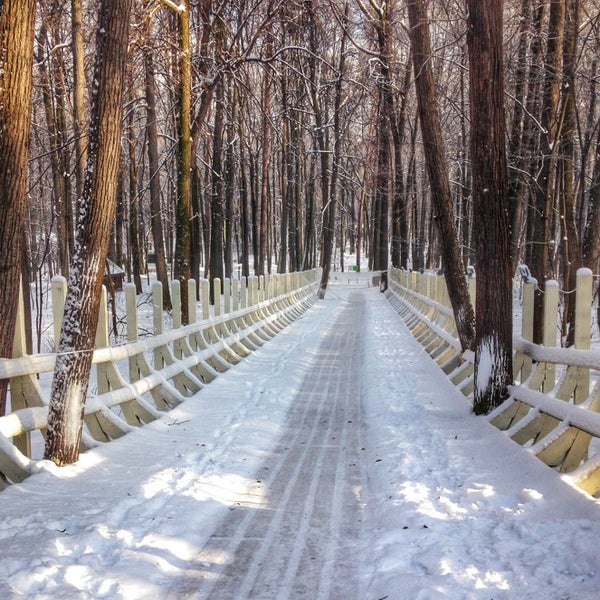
<box><xmin>72</xmin><ymin>0</ymin><xmax>87</xmax><ymax>201</ymax></box>
<box><xmin>0</xmin><ymin>0</ymin><xmax>36</xmax><ymax>415</ymax></box>
<box><xmin>127</xmin><ymin>104</ymin><xmax>143</xmax><ymax>293</ymax></box>
<box><xmin>173</xmin><ymin>0</ymin><xmax>192</xmax><ymax>323</ymax></box>
<box><xmin>35</xmin><ymin>8</ymin><xmax>73</xmax><ymax>277</ymax></box>
<box><xmin>318</xmin><ymin>3</ymin><xmax>348</xmax><ymax>298</ymax></box>
<box><xmin>582</xmin><ymin>127</ymin><xmax>600</xmax><ymax>273</ymax></box>
<box><xmin>530</xmin><ymin>0</ymin><xmax>566</xmax><ymax>343</ymax></box>
<box><xmin>507</xmin><ymin>0</ymin><xmax>532</xmax><ymax>272</ymax></box>
<box><xmin>466</xmin><ymin>0</ymin><xmax>513</xmax><ymax>414</ymax></box>
<box><xmin>406</xmin><ymin>0</ymin><xmax>476</xmax><ymax>352</ymax></box>
<box><xmin>258</xmin><ymin>41</ymin><xmax>272</xmax><ymax>276</ymax></box>
<box><xmin>44</xmin><ymin>0</ymin><xmax>132</xmax><ymax>465</ymax></box>
<box><xmin>279</xmin><ymin>76</ymin><xmax>291</xmax><ymax>274</ymax></box>
<box><xmin>210</xmin><ymin>80</ymin><xmax>225</xmax><ymax>297</ymax></box>
<box><xmin>559</xmin><ymin>0</ymin><xmax>580</xmax><ymax>346</ymax></box>
<box><xmin>390</xmin><ymin>57</ymin><xmax>412</xmax><ymax>270</ymax></box>
<box><xmin>144</xmin><ymin>48</ymin><xmax>171</xmax><ymax>309</ymax></box>
<box><xmin>224</xmin><ymin>85</ymin><xmax>236</xmax><ymax>280</ymax></box>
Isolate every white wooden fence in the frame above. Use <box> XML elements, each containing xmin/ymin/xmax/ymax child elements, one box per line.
<box><xmin>0</xmin><ymin>269</ymin><xmax>321</xmax><ymax>488</ymax></box>
<box><xmin>386</xmin><ymin>266</ymin><xmax>600</xmax><ymax>498</ymax></box>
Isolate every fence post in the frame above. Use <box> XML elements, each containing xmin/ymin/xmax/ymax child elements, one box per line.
<box><xmin>124</xmin><ymin>283</ymin><xmax>140</xmax><ymax>384</ymax></box>
<box><xmin>95</xmin><ymin>286</ymin><xmax>110</xmax><ymax>394</ymax></box>
<box><xmin>153</xmin><ymin>281</ymin><xmax>164</xmax><ymax>335</ymax></box>
<box><xmin>232</xmin><ymin>278</ymin><xmax>240</xmax><ymax>312</ymax></box>
<box><xmin>213</xmin><ymin>279</ymin><xmax>222</xmax><ymax>317</ymax></box>
<box><xmin>171</xmin><ymin>280</ymin><xmax>182</xmax><ymax>359</ymax></box>
<box><xmin>574</xmin><ymin>268</ymin><xmax>592</xmax><ymax>403</ymax></box>
<box><xmin>11</xmin><ymin>281</ymin><xmax>30</xmax><ymax>455</ymax></box>
<box><xmin>11</xmin><ymin>279</ymin><xmax>27</xmax><ymax>358</ymax></box>
<box><xmin>224</xmin><ymin>278</ymin><xmax>231</xmax><ymax>313</ymax></box>
<box><xmin>201</xmin><ymin>279</ymin><xmax>210</xmax><ymax>320</ymax></box>
<box><xmin>240</xmin><ymin>277</ymin><xmax>247</xmax><ymax>309</ymax></box>
<box><xmin>171</xmin><ymin>280</ymin><xmax>181</xmax><ymax>329</ymax></box>
<box><xmin>95</xmin><ymin>286</ymin><xmax>109</xmax><ymax>348</ymax></box>
<box><xmin>51</xmin><ymin>276</ymin><xmax>67</xmax><ymax>351</ymax></box>
<box><xmin>520</xmin><ymin>281</ymin><xmax>535</xmax><ymax>381</ymax></box>
<box><xmin>153</xmin><ymin>281</ymin><xmax>164</xmax><ymax>368</ymax></box>
<box><xmin>125</xmin><ymin>283</ymin><xmax>137</xmax><ymax>342</ymax></box>
<box><xmin>542</xmin><ymin>280</ymin><xmax>559</xmax><ymax>393</ymax></box>
<box><xmin>248</xmin><ymin>276</ymin><xmax>257</xmax><ymax>306</ymax></box>
<box><xmin>188</xmin><ymin>279</ymin><xmax>197</xmax><ymax>324</ymax></box>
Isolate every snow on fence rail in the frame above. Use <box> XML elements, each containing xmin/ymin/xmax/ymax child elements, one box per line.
<box><xmin>386</xmin><ymin>266</ymin><xmax>600</xmax><ymax>498</ymax></box>
<box><xmin>0</xmin><ymin>269</ymin><xmax>321</xmax><ymax>488</ymax></box>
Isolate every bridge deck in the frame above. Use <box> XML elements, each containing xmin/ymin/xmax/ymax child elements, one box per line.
<box><xmin>0</xmin><ymin>278</ymin><xmax>598</xmax><ymax>599</ymax></box>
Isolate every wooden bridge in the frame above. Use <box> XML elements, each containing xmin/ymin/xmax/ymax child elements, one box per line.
<box><xmin>0</xmin><ymin>270</ymin><xmax>321</xmax><ymax>488</ymax></box>
<box><xmin>3</xmin><ymin>265</ymin><xmax>600</xmax><ymax>499</ymax></box>
<box><xmin>386</xmin><ymin>267</ymin><xmax>600</xmax><ymax>498</ymax></box>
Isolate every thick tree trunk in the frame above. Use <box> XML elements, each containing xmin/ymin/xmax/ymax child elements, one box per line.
<box><xmin>44</xmin><ymin>0</ymin><xmax>132</xmax><ymax>465</ymax></box>
<box><xmin>0</xmin><ymin>0</ymin><xmax>36</xmax><ymax>415</ymax></box>
<box><xmin>406</xmin><ymin>0</ymin><xmax>476</xmax><ymax>352</ymax></box>
<box><xmin>466</xmin><ymin>0</ymin><xmax>513</xmax><ymax>414</ymax></box>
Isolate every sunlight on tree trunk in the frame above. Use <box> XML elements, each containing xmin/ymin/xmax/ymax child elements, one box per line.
<box><xmin>0</xmin><ymin>0</ymin><xmax>36</xmax><ymax>415</ymax></box>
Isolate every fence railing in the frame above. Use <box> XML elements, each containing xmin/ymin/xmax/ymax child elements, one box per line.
<box><xmin>0</xmin><ymin>269</ymin><xmax>321</xmax><ymax>488</ymax></box>
<box><xmin>386</xmin><ymin>266</ymin><xmax>600</xmax><ymax>498</ymax></box>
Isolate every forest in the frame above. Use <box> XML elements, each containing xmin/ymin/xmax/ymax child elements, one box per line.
<box><xmin>0</xmin><ymin>1</ymin><xmax>599</xmax><ymax>459</ymax></box>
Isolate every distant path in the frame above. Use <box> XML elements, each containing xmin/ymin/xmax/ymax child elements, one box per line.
<box><xmin>177</xmin><ymin>291</ymin><xmax>368</xmax><ymax>600</ymax></box>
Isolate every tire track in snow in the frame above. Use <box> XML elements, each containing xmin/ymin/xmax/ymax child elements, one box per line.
<box><xmin>179</xmin><ymin>290</ymin><xmax>367</xmax><ymax>599</ymax></box>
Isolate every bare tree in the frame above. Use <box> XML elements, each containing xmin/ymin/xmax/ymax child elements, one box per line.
<box><xmin>44</xmin><ymin>0</ymin><xmax>133</xmax><ymax>465</ymax></box>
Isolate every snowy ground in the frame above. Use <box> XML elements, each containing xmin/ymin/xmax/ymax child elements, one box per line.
<box><xmin>1</xmin><ymin>277</ymin><xmax>599</xmax><ymax>599</ymax></box>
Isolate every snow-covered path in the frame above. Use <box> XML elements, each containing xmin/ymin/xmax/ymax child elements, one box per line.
<box><xmin>173</xmin><ymin>291</ymin><xmax>367</xmax><ymax>599</ymax></box>
<box><xmin>0</xmin><ymin>280</ymin><xmax>599</xmax><ymax>599</ymax></box>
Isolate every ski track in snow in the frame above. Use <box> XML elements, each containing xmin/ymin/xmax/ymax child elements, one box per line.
<box><xmin>0</xmin><ymin>280</ymin><xmax>599</xmax><ymax>599</ymax></box>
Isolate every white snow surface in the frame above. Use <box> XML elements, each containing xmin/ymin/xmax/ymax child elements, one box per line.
<box><xmin>1</xmin><ymin>279</ymin><xmax>600</xmax><ymax>599</ymax></box>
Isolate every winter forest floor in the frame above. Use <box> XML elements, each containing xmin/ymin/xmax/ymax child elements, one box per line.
<box><xmin>1</xmin><ymin>276</ymin><xmax>600</xmax><ymax>599</ymax></box>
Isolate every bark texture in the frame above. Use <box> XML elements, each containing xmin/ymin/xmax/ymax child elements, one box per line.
<box><xmin>44</xmin><ymin>0</ymin><xmax>132</xmax><ymax>465</ymax></box>
<box><xmin>0</xmin><ymin>0</ymin><xmax>36</xmax><ymax>414</ymax></box>
<box><xmin>406</xmin><ymin>0</ymin><xmax>476</xmax><ymax>352</ymax></box>
<box><xmin>467</xmin><ymin>0</ymin><xmax>513</xmax><ymax>414</ymax></box>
